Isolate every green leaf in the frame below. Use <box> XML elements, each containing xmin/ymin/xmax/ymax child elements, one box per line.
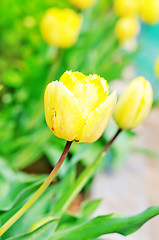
<box><xmin>10</xmin><ymin>128</ymin><xmax>51</xmax><ymax>170</ymax></box>
<box><xmin>6</xmin><ymin>220</ymin><xmax>58</xmax><ymax>240</ymax></box>
<box><xmin>3</xmin><ymin>187</ymin><xmax>56</xmax><ymax>239</ymax></box>
<box><xmin>52</xmin><ymin>153</ymin><xmax>102</xmax><ymax>216</ymax></box>
<box><xmin>49</xmin><ymin>206</ymin><xmax>159</xmax><ymax>239</ymax></box>
<box><xmin>54</xmin><ymin>167</ymin><xmax>76</xmax><ymax>203</ymax></box>
<box><xmin>78</xmin><ymin>199</ymin><xmax>101</xmax><ymax>219</ymax></box>
<box><xmin>133</xmin><ymin>147</ymin><xmax>159</xmax><ymax>160</ymax></box>
<box><xmin>0</xmin><ymin>158</ymin><xmax>46</xmax><ymax>211</ymax></box>
<box><xmin>10</xmin><ymin>207</ymin><xmax>159</xmax><ymax>240</ymax></box>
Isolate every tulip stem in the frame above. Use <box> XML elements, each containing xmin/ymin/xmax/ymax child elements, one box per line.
<box><xmin>0</xmin><ymin>141</ymin><xmax>72</xmax><ymax>236</ymax></box>
<box><xmin>102</xmin><ymin>128</ymin><xmax>122</xmax><ymax>153</ymax></box>
<box><xmin>53</xmin><ymin>128</ymin><xmax>122</xmax><ymax>216</ymax></box>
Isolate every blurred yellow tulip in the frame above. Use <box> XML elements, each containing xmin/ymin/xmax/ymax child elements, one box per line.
<box><xmin>113</xmin><ymin>77</ymin><xmax>153</xmax><ymax>129</ymax></box>
<box><xmin>115</xmin><ymin>16</ymin><xmax>140</xmax><ymax>43</ymax></box>
<box><xmin>113</xmin><ymin>0</ymin><xmax>139</xmax><ymax>17</ymax></box>
<box><xmin>140</xmin><ymin>0</ymin><xmax>159</xmax><ymax>24</ymax></box>
<box><xmin>40</xmin><ymin>8</ymin><xmax>82</xmax><ymax>48</ymax></box>
<box><xmin>44</xmin><ymin>71</ymin><xmax>116</xmax><ymax>143</ymax></box>
<box><xmin>154</xmin><ymin>56</ymin><xmax>159</xmax><ymax>78</ymax></box>
<box><xmin>69</xmin><ymin>0</ymin><xmax>97</xmax><ymax>10</ymax></box>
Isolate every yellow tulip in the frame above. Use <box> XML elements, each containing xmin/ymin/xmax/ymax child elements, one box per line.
<box><xmin>69</xmin><ymin>0</ymin><xmax>97</xmax><ymax>10</ymax></box>
<box><xmin>115</xmin><ymin>16</ymin><xmax>140</xmax><ymax>43</ymax></box>
<box><xmin>140</xmin><ymin>0</ymin><xmax>159</xmax><ymax>24</ymax></box>
<box><xmin>44</xmin><ymin>71</ymin><xmax>116</xmax><ymax>143</ymax></box>
<box><xmin>154</xmin><ymin>56</ymin><xmax>159</xmax><ymax>78</ymax></box>
<box><xmin>113</xmin><ymin>0</ymin><xmax>140</xmax><ymax>17</ymax></box>
<box><xmin>40</xmin><ymin>8</ymin><xmax>82</xmax><ymax>48</ymax></box>
<box><xmin>113</xmin><ymin>77</ymin><xmax>153</xmax><ymax>129</ymax></box>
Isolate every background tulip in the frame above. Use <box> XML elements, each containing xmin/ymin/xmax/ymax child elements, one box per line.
<box><xmin>155</xmin><ymin>56</ymin><xmax>159</xmax><ymax>78</ymax></box>
<box><xmin>115</xmin><ymin>16</ymin><xmax>140</xmax><ymax>43</ymax></box>
<box><xmin>140</xmin><ymin>0</ymin><xmax>159</xmax><ymax>24</ymax></box>
<box><xmin>69</xmin><ymin>0</ymin><xmax>97</xmax><ymax>10</ymax></box>
<box><xmin>40</xmin><ymin>8</ymin><xmax>82</xmax><ymax>48</ymax></box>
<box><xmin>113</xmin><ymin>0</ymin><xmax>139</xmax><ymax>17</ymax></box>
<box><xmin>113</xmin><ymin>77</ymin><xmax>153</xmax><ymax>129</ymax></box>
<box><xmin>44</xmin><ymin>71</ymin><xmax>116</xmax><ymax>143</ymax></box>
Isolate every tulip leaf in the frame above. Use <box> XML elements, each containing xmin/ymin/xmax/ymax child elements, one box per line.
<box><xmin>7</xmin><ymin>207</ymin><xmax>159</xmax><ymax>240</ymax></box>
<box><xmin>50</xmin><ymin>206</ymin><xmax>159</xmax><ymax>239</ymax></box>
<box><xmin>53</xmin><ymin>167</ymin><xmax>76</xmax><ymax>203</ymax></box>
<box><xmin>133</xmin><ymin>146</ymin><xmax>159</xmax><ymax>160</ymax></box>
<box><xmin>2</xmin><ymin>187</ymin><xmax>56</xmax><ymax>239</ymax></box>
<box><xmin>0</xmin><ymin>158</ymin><xmax>46</xmax><ymax>211</ymax></box>
<box><xmin>6</xmin><ymin>220</ymin><xmax>58</xmax><ymax>240</ymax></box>
<box><xmin>9</xmin><ymin>128</ymin><xmax>51</xmax><ymax>170</ymax></box>
<box><xmin>52</xmin><ymin>153</ymin><xmax>102</xmax><ymax>216</ymax></box>
<box><xmin>78</xmin><ymin>199</ymin><xmax>102</xmax><ymax>219</ymax></box>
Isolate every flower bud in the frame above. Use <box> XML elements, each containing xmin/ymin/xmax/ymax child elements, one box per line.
<box><xmin>155</xmin><ymin>56</ymin><xmax>159</xmax><ymax>78</ymax></box>
<box><xmin>113</xmin><ymin>0</ymin><xmax>140</xmax><ymax>17</ymax></box>
<box><xmin>44</xmin><ymin>71</ymin><xmax>116</xmax><ymax>143</ymax></box>
<box><xmin>113</xmin><ymin>77</ymin><xmax>153</xmax><ymax>129</ymax></box>
<box><xmin>140</xmin><ymin>0</ymin><xmax>159</xmax><ymax>24</ymax></box>
<box><xmin>115</xmin><ymin>16</ymin><xmax>140</xmax><ymax>43</ymax></box>
<box><xmin>69</xmin><ymin>0</ymin><xmax>97</xmax><ymax>10</ymax></box>
<box><xmin>40</xmin><ymin>8</ymin><xmax>82</xmax><ymax>48</ymax></box>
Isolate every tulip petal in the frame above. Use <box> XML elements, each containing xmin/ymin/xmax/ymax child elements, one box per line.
<box><xmin>113</xmin><ymin>77</ymin><xmax>147</xmax><ymax>129</ymax></box>
<box><xmin>132</xmin><ymin>79</ymin><xmax>153</xmax><ymax>127</ymax></box>
<box><xmin>78</xmin><ymin>91</ymin><xmax>116</xmax><ymax>143</ymax></box>
<box><xmin>60</xmin><ymin>71</ymin><xmax>109</xmax><ymax>120</ymax></box>
<box><xmin>44</xmin><ymin>81</ymin><xmax>84</xmax><ymax>141</ymax></box>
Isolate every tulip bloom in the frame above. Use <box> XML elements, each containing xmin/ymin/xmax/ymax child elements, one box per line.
<box><xmin>44</xmin><ymin>71</ymin><xmax>116</xmax><ymax>143</ymax></box>
<box><xmin>113</xmin><ymin>0</ymin><xmax>139</xmax><ymax>17</ymax></box>
<box><xmin>40</xmin><ymin>8</ymin><xmax>82</xmax><ymax>48</ymax></box>
<box><xmin>115</xmin><ymin>16</ymin><xmax>140</xmax><ymax>43</ymax></box>
<box><xmin>140</xmin><ymin>0</ymin><xmax>159</xmax><ymax>24</ymax></box>
<box><xmin>69</xmin><ymin>0</ymin><xmax>97</xmax><ymax>10</ymax></box>
<box><xmin>155</xmin><ymin>56</ymin><xmax>159</xmax><ymax>78</ymax></box>
<box><xmin>113</xmin><ymin>77</ymin><xmax>153</xmax><ymax>129</ymax></box>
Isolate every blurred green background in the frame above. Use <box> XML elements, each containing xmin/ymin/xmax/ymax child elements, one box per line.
<box><xmin>0</xmin><ymin>0</ymin><xmax>133</xmax><ymax>172</ymax></box>
<box><xmin>0</xmin><ymin>0</ymin><xmax>159</xmax><ymax>176</ymax></box>
<box><xmin>0</xmin><ymin>0</ymin><xmax>159</xmax><ymax>187</ymax></box>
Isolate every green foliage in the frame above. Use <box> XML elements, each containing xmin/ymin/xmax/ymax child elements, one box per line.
<box><xmin>6</xmin><ymin>207</ymin><xmax>159</xmax><ymax>240</ymax></box>
<box><xmin>0</xmin><ymin>158</ymin><xmax>46</xmax><ymax>211</ymax></box>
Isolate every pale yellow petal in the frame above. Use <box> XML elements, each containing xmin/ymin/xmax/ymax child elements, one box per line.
<box><xmin>113</xmin><ymin>77</ymin><xmax>153</xmax><ymax>129</ymax></box>
<box><xmin>155</xmin><ymin>56</ymin><xmax>159</xmax><ymax>78</ymax></box>
<box><xmin>113</xmin><ymin>77</ymin><xmax>145</xmax><ymax>129</ymax></box>
<box><xmin>44</xmin><ymin>81</ymin><xmax>84</xmax><ymax>141</ymax></box>
<box><xmin>78</xmin><ymin>91</ymin><xmax>117</xmax><ymax>143</ymax></box>
<box><xmin>132</xmin><ymin>80</ymin><xmax>153</xmax><ymax>127</ymax></box>
<box><xmin>59</xmin><ymin>71</ymin><xmax>109</xmax><ymax>120</ymax></box>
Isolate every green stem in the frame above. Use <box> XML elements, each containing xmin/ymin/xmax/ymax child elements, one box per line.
<box><xmin>0</xmin><ymin>141</ymin><xmax>72</xmax><ymax>236</ymax></box>
<box><xmin>102</xmin><ymin>128</ymin><xmax>122</xmax><ymax>152</ymax></box>
<box><xmin>53</xmin><ymin>129</ymin><xmax>122</xmax><ymax>216</ymax></box>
